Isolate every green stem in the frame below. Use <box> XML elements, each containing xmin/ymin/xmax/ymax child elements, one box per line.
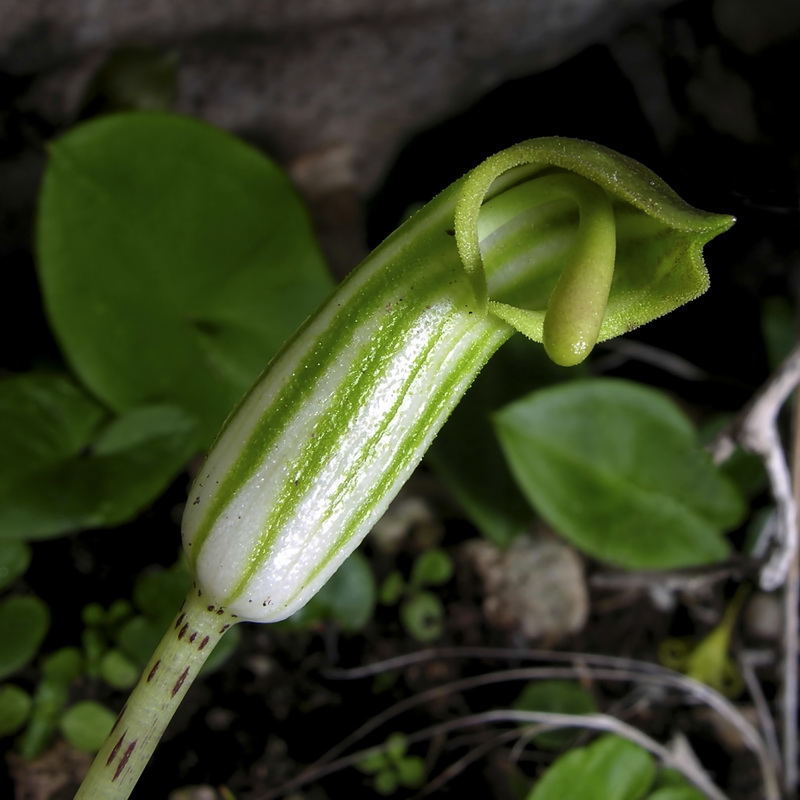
<box><xmin>74</xmin><ymin>590</ymin><xmax>237</xmax><ymax>799</ymax></box>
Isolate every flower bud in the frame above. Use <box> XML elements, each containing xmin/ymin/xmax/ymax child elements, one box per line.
<box><xmin>182</xmin><ymin>137</ymin><xmax>733</xmax><ymax>623</ymax></box>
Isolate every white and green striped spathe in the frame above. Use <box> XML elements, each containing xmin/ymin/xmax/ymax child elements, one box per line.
<box><xmin>182</xmin><ymin>137</ymin><xmax>733</xmax><ymax>623</ymax></box>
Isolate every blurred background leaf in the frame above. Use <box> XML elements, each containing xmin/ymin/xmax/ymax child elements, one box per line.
<box><xmin>37</xmin><ymin>112</ymin><xmax>334</xmax><ymax>449</ymax></box>
<box><xmin>495</xmin><ymin>379</ymin><xmax>744</xmax><ymax>569</ymax></box>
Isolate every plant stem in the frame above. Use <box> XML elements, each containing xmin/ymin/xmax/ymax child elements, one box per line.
<box><xmin>74</xmin><ymin>589</ymin><xmax>238</xmax><ymax>799</ymax></box>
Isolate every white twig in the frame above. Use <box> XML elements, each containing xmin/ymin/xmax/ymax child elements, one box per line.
<box><xmin>416</xmin><ymin>710</ymin><xmax>730</xmax><ymax>800</ymax></box>
<box><xmin>594</xmin><ymin>338</ymin><xmax>709</xmax><ymax>380</ymax></box>
<box><xmin>710</xmin><ymin>343</ymin><xmax>800</xmax><ymax>591</ymax></box>
<box><xmin>709</xmin><ymin>342</ymin><xmax>800</xmax><ymax>793</ymax></box>
<box><xmin>319</xmin><ymin>649</ymin><xmax>780</xmax><ymax>800</ymax></box>
<box><xmin>784</xmin><ymin>388</ymin><xmax>800</xmax><ymax>795</ymax></box>
<box><xmin>262</xmin><ymin>708</ymin><xmax>730</xmax><ymax>800</ymax></box>
<box><xmin>739</xmin><ymin>650</ymin><xmax>783</xmax><ymax>779</ymax></box>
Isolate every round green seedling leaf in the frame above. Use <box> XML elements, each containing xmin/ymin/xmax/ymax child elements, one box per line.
<box><xmin>0</xmin><ymin>684</ymin><xmax>33</xmax><ymax>735</ymax></box>
<box><xmin>385</xmin><ymin>732</ymin><xmax>408</xmax><ymax>760</ymax></box>
<box><xmin>0</xmin><ymin>596</ymin><xmax>50</xmax><ymax>679</ymax></box>
<box><xmin>494</xmin><ymin>379</ymin><xmax>742</xmax><ymax>569</ymax></box>
<box><xmin>38</xmin><ymin>112</ymin><xmax>334</xmax><ymax>447</ymax></box>
<box><xmin>99</xmin><ymin>649</ymin><xmax>140</xmax><ymax>690</ymax></box>
<box><xmin>409</xmin><ymin>549</ymin><xmax>454</xmax><ymax>589</ymax></box>
<box><xmin>42</xmin><ymin>647</ymin><xmax>84</xmax><ymax>683</ymax></box>
<box><xmin>358</xmin><ymin>750</ymin><xmax>389</xmax><ymax>774</ymax></box>
<box><xmin>396</xmin><ymin>755</ymin><xmax>426</xmax><ymax>789</ymax></box>
<box><xmin>374</xmin><ymin>770</ymin><xmax>399</xmax><ymax>796</ymax></box>
<box><xmin>0</xmin><ymin>541</ymin><xmax>31</xmax><ymax>590</ymax></box>
<box><xmin>400</xmin><ymin>591</ymin><xmax>445</xmax><ymax>642</ymax></box>
<box><xmin>81</xmin><ymin>603</ymin><xmax>107</xmax><ymax>627</ymax></box>
<box><xmin>61</xmin><ymin>701</ymin><xmax>117</xmax><ymax>753</ymax></box>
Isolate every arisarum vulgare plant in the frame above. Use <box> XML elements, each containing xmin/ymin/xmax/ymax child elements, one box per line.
<box><xmin>73</xmin><ymin>137</ymin><xmax>733</xmax><ymax>798</ymax></box>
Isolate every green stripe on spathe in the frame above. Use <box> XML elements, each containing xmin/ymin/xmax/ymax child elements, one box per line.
<box><xmin>280</xmin><ymin>318</ymin><xmax>510</xmax><ymax>616</ymax></box>
<box><xmin>222</xmin><ymin>298</ymin><xmax>456</xmax><ymax>606</ymax></box>
<box><xmin>186</xmin><ymin>231</ymin><xmax>465</xmax><ymax>561</ymax></box>
<box><xmin>187</xmin><ymin>219</ymin><xmax>474</xmax><ymax>564</ymax></box>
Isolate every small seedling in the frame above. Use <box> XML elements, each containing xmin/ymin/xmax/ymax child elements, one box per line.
<box><xmin>357</xmin><ymin>732</ymin><xmax>427</xmax><ymax>795</ymax></box>
<box><xmin>380</xmin><ymin>548</ymin><xmax>454</xmax><ymax>642</ymax></box>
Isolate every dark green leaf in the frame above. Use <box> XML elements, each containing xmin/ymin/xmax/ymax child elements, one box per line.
<box><xmin>19</xmin><ymin>647</ymin><xmax>83</xmax><ymax>759</ymax></box>
<box><xmin>526</xmin><ymin>735</ymin><xmax>654</xmax><ymax>800</ymax></box>
<box><xmin>429</xmin><ymin>338</ymin><xmax>572</xmax><ymax>546</ymax></box>
<box><xmin>133</xmin><ymin>565</ymin><xmax>193</xmax><ymax>628</ymax></box>
<box><xmin>495</xmin><ymin>379</ymin><xmax>741</xmax><ymax>569</ymax></box>
<box><xmin>99</xmin><ymin>649</ymin><xmax>139</xmax><ymax>689</ymax></box>
<box><xmin>358</xmin><ymin>750</ymin><xmax>389</xmax><ymax>774</ymax></box>
<box><xmin>288</xmin><ymin>551</ymin><xmax>376</xmax><ymax>632</ymax></box>
<box><xmin>60</xmin><ymin>700</ymin><xmax>116</xmax><ymax>753</ymax></box>
<box><xmin>106</xmin><ymin>599</ymin><xmax>134</xmax><ymax>626</ymax></box>
<box><xmin>117</xmin><ymin>615</ymin><xmax>164</xmax><ymax>668</ymax></box>
<box><xmin>0</xmin><ymin>541</ymin><xmax>31</xmax><ymax>590</ymax></box>
<box><xmin>761</xmin><ymin>296</ymin><xmax>795</xmax><ymax>370</ymax></box>
<box><xmin>0</xmin><ymin>684</ymin><xmax>32</xmax><ymax>736</ymax></box>
<box><xmin>0</xmin><ymin>596</ymin><xmax>50</xmax><ymax>679</ymax></box>
<box><xmin>0</xmin><ymin>372</ymin><xmax>105</xmax><ymax>480</ymax></box>
<box><xmin>0</xmin><ymin>373</ymin><xmax>198</xmax><ymax>540</ymax></box>
<box><xmin>385</xmin><ymin>732</ymin><xmax>407</xmax><ymax>760</ymax></box>
<box><xmin>38</xmin><ymin>112</ymin><xmax>333</xmax><ymax>447</ymax></box>
<box><xmin>374</xmin><ymin>770</ymin><xmax>399</xmax><ymax>795</ymax></box>
<box><xmin>396</xmin><ymin>756</ymin><xmax>426</xmax><ymax>788</ymax></box>
<box><xmin>82</xmin><ymin>628</ymin><xmax>107</xmax><ymax>675</ymax></box>
<box><xmin>41</xmin><ymin>647</ymin><xmax>83</xmax><ymax>683</ymax></box>
<box><xmin>700</xmin><ymin>416</ymin><xmax>766</xmax><ymax>500</ymax></box>
<box><xmin>81</xmin><ymin>603</ymin><xmax>106</xmax><ymax>627</ymax></box>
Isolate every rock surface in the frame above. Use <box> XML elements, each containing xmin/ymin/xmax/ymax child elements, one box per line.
<box><xmin>1</xmin><ymin>0</ymin><xmax>674</xmax><ymax>193</ymax></box>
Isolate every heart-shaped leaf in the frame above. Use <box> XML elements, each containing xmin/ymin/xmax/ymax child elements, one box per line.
<box><xmin>37</xmin><ymin>112</ymin><xmax>334</xmax><ymax>447</ymax></box>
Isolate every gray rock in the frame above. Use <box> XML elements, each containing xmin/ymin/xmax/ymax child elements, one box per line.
<box><xmin>3</xmin><ymin>0</ymin><xmax>675</xmax><ymax>193</ymax></box>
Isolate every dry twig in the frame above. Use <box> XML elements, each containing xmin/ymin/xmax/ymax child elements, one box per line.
<box><xmin>710</xmin><ymin>342</ymin><xmax>800</xmax><ymax>794</ymax></box>
<box><xmin>299</xmin><ymin>648</ymin><xmax>778</xmax><ymax>799</ymax></box>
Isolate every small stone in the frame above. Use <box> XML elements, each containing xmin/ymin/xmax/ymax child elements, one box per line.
<box><xmin>465</xmin><ymin>528</ymin><xmax>588</xmax><ymax>642</ymax></box>
<box><xmin>743</xmin><ymin>591</ymin><xmax>782</xmax><ymax>641</ymax></box>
